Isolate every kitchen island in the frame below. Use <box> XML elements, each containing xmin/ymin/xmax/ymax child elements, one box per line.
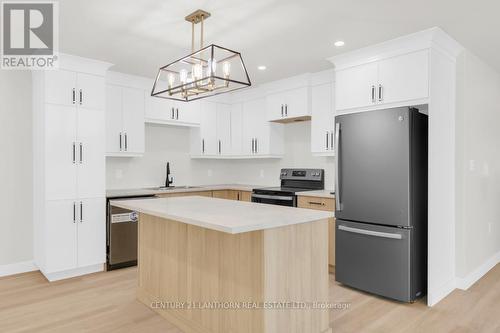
<box><xmin>111</xmin><ymin>196</ymin><xmax>333</xmax><ymax>333</ymax></box>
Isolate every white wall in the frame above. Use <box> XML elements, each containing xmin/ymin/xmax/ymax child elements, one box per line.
<box><xmin>0</xmin><ymin>71</ymin><xmax>33</xmax><ymax>266</ymax></box>
<box><xmin>106</xmin><ymin>121</ymin><xmax>335</xmax><ymax>190</ymax></box>
<box><xmin>455</xmin><ymin>50</ymin><xmax>500</xmax><ymax>287</ymax></box>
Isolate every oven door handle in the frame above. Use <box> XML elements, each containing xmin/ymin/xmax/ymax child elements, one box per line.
<box><xmin>251</xmin><ymin>193</ymin><xmax>295</xmax><ymax>201</ymax></box>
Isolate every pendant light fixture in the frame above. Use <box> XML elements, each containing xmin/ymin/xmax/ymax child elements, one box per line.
<box><xmin>151</xmin><ymin>9</ymin><xmax>251</xmax><ymax>102</ymax></box>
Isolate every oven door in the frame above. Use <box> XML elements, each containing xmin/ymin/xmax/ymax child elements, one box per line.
<box><xmin>251</xmin><ymin>193</ymin><xmax>296</xmax><ymax>207</ymax></box>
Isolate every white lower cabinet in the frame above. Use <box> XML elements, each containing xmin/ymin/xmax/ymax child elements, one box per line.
<box><xmin>77</xmin><ymin>197</ymin><xmax>106</xmax><ymax>267</ymax></box>
<box><xmin>311</xmin><ymin>82</ymin><xmax>335</xmax><ymax>155</ymax></box>
<box><xmin>45</xmin><ymin>198</ymin><xmax>105</xmax><ymax>273</ymax></box>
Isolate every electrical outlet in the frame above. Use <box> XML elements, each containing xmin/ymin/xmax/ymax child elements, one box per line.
<box><xmin>115</xmin><ymin>169</ymin><xmax>123</xmax><ymax>179</ymax></box>
<box><xmin>207</xmin><ymin>169</ymin><xmax>213</xmax><ymax>177</ymax></box>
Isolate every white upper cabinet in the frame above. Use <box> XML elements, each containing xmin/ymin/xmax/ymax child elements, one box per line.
<box><xmin>45</xmin><ymin>70</ymin><xmax>77</xmax><ymax>106</ymax></box>
<box><xmin>230</xmin><ymin>103</ymin><xmax>243</xmax><ymax>155</ymax></box>
<box><xmin>266</xmin><ymin>86</ymin><xmax>311</xmax><ymax>122</ymax></box>
<box><xmin>105</xmin><ymin>85</ymin><xmax>145</xmax><ymax>156</ymax></box>
<box><xmin>145</xmin><ymin>96</ymin><xmax>200</xmax><ymax>126</ymax></box>
<box><xmin>377</xmin><ymin>50</ymin><xmax>429</xmax><ymax>105</ymax></box>
<box><xmin>311</xmin><ymin>82</ymin><xmax>335</xmax><ymax>155</ymax></box>
<box><xmin>335</xmin><ymin>62</ymin><xmax>378</xmax><ymax>111</ymax></box>
<box><xmin>335</xmin><ymin>50</ymin><xmax>429</xmax><ymax>112</ymax></box>
<box><xmin>216</xmin><ymin>103</ymin><xmax>231</xmax><ymax>155</ymax></box>
<box><xmin>197</xmin><ymin>101</ymin><xmax>218</xmax><ymax>155</ymax></box>
<box><xmin>122</xmin><ymin>87</ymin><xmax>145</xmax><ymax>154</ymax></box>
<box><xmin>77</xmin><ymin>73</ymin><xmax>105</xmax><ymax>110</ymax></box>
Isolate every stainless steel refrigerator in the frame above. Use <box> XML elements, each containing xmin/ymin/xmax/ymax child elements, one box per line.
<box><xmin>334</xmin><ymin>107</ymin><xmax>428</xmax><ymax>302</ymax></box>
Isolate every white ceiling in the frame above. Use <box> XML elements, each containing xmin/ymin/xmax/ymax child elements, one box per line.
<box><xmin>59</xmin><ymin>0</ymin><xmax>500</xmax><ymax>84</ymax></box>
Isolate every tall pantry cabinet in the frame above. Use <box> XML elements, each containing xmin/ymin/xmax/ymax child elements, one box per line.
<box><xmin>33</xmin><ymin>54</ymin><xmax>112</xmax><ymax>281</ymax></box>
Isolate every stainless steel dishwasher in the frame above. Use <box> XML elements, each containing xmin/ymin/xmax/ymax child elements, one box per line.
<box><xmin>106</xmin><ymin>194</ymin><xmax>157</xmax><ymax>270</ymax></box>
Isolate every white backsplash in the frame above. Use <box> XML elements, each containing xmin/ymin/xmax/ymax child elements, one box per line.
<box><xmin>106</xmin><ymin>121</ymin><xmax>335</xmax><ymax>190</ymax></box>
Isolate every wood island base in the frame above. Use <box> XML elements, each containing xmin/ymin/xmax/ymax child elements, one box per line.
<box><xmin>137</xmin><ymin>213</ymin><xmax>331</xmax><ymax>333</ymax></box>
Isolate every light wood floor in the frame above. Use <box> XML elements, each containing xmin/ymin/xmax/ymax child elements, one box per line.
<box><xmin>1</xmin><ymin>265</ymin><xmax>500</xmax><ymax>333</ymax></box>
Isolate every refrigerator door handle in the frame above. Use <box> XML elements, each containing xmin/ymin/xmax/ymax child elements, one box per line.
<box><xmin>338</xmin><ymin>225</ymin><xmax>403</xmax><ymax>239</ymax></box>
<box><xmin>335</xmin><ymin>122</ymin><xmax>341</xmax><ymax>210</ymax></box>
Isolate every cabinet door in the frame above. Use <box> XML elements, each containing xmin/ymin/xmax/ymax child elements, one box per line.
<box><xmin>253</xmin><ymin>98</ymin><xmax>270</xmax><ymax>155</ymax></box>
<box><xmin>216</xmin><ymin>103</ymin><xmax>232</xmax><ymax>155</ymax></box>
<box><xmin>242</xmin><ymin>99</ymin><xmax>258</xmax><ymax>155</ymax></box>
<box><xmin>77</xmin><ymin>73</ymin><xmax>105</xmax><ymax>110</ymax></box>
<box><xmin>145</xmin><ymin>95</ymin><xmax>175</xmax><ymax>121</ymax></box>
<box><xmin>77</xmin><ymin>107</ymin><xmax>105</xmax><ymax>198</ymax></box>
<box><xmin>265</xmin><ymin>92</ymin><xmax>285</xmax><ymax>121</ymax></box>
<box><xmin>177</xmin><ymin>100</ymin><xmax>201</xmax><ymax>124</ymax></box>
<box><xmin>77</xmin><ymin>197</ymin><xmax>106</xmax><ymax>267</ymax></box>
<box><xmin>311</xmin><ymin>83</ymin><xmax>334</xmax><ymax>154</ymax></box>
<box><xmin>230</xmin><ymin>103</ymin><xmax>243</xmax><ymax>155</ymax></box>
<box><xmin>199</xmin><ymin>102</ymin><xmax>217</xmax><ymax>155</ymax></box>
<box><xmin>377</xmin><ymin>50</ymin><xmax>429</xmax><ymax>104</ymax></box>
<box><xmin>122</xmin><ymin>87</ymin><xmax>145</xmax><ymax>154</ymax></box>
<box><xmin>105</xmin><ymin>85</ymin><xmax>123</xmax><ymax>154</ymax></box>
<box><xmin>284</xmin><ymin>87</ymin><xmax>310</xmax><ymax>118</ymax></box>
<box><xmin>45</xmin><ymin>200</ymin><xmax>77</xmax><ymax>272</ymax></box>
<box><xmin>45</xmin><ymin>104</ymin><xmax>78</xmax><ymax>200</ymax></box>
<box><xmin>45</xmin><ymin>70</ymin><xmax>77</xmax><ymax>106</ymax></box>
<box><xmin>335</xmin><ymin>62</ymin><xmax>378</xmax><ymax>111</ymax></box>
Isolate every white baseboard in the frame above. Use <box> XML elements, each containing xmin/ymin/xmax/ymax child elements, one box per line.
<box><xmin>456</xmin><ymin>251</ymin><xmax>500</xmax><ymax>290</ymax></box>
<box><xmin>427</xmin><ymin>278</ymin><xmax>456</xmax><ymax>307</ymax></box>
<box><xmin>41</xmin><ymin>263</ymin><xmax>104</xmax><ymax>282</ymax></box>
<box><xmin>0</xmin><ymin>260</ymin><xmax>37</xmax><ymax>277</ymax></box>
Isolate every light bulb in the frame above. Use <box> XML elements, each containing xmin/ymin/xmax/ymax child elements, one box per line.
<box><xmin>168</xmin><ymin>73</ymin><xmax>175</xmax><ymax>87</ymax></box>
<box><xmin>179</xmin><ymin>69</ymin><xmax>188</xmax><ymax>84</ymax></box>
<box><xmin>223</xmin><ymin>61</ymin><xmax>231</xmax><ymax>77</ymax></box>
<box><xmin>193</xmin><ymin>63</ymin><xmax>203</xmax><ymax>80</ymax></box>
<box><xmin>207</xmin><ymin>58</ymin><xmax>217</xmax><ymax>76</ymax></box>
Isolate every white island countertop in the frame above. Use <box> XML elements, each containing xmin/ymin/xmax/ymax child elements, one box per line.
<box><xmin>111</xmin><ymin>196</ymin><xmax>333</xmax><ymax>234</ymax></box>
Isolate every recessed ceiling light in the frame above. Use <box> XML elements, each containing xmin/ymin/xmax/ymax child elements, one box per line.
<box><xmin>334</xmin><ymin>40</ymin><xmax>345</xmax><ymax>47</ymax></box>
<box><xmin>257</xmin><ymin>65</ymin><xmax>267</xmax><ymax>70</ymax></box>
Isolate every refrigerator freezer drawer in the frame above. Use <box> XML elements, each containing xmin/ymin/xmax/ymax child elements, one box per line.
<box><xmin>335</xmin><ymin>220</ymin><xmax>415</xmax><ymax>302</ymax></box>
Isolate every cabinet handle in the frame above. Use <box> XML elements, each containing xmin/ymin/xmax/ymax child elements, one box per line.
<box><xmin>80</xmin><ymin>201</ymin><xmax>83</xmax><ymax>223</ymax></box>
<box><xmin>79</xmin><ymin>142</ymin><xmax>83</xmax><ymax>163</ymax></box>
<box><xmin>171</xmin><ymin>107</ymin><xmax>175</xmax><ymax>119</ymax></box>
<box><xmin>72</xmin><ymin>88</ymin><xmax>76</xmax><ymax>104</ymax></box>
<box><xmin>124</xmin><ymin>133</ymin><xmax>128</xmax><ymax>151</ymax></box>
<box><xmin>79</xmin><ymin>89</ymin><xmax>83</xmax><ymax>105</ymax></box>
<box><xmin>218</xmin><ymin>140</ymin><xmax>221</xmax><ymax>154</ymax></box>
<box><xmin>330</xmin><ymin>131</ymin><xmax>334</xmax><ymax>150</ymax></box>
<box><xmin>176</xmin><ymin>108</ymin><xmax>179</xmax><ymax>120</ymax></box>
<box><xmin>255</xmin><ymin>138</ymin><xmax>258</xmax><ymax>154</ymax></box>
<box><xmin>281</xmin><ymin>104</ymin><xmax>284</xmax><ymax>117</ymax></box>
<box><xmin>72</xmin><ymin>142</ymin><xmax>76</xmax><ymax>163</ymax></box>
<box><xmin>378</xmin><ymin>84</ymin><xmax>383</xmax><ymax>102</ymax></box>
<box><xmin>251</xmin><ymin>138</ymin><xmax>255</xmax><ymax>153</ymax></box>
<box><xmin>285</xmin><ymin>104</ymin><xmax>288</xmax><ymax>116</ymax></box>
<box><xmin>371</xmin><ymin>85</ymin><xmax>376</xmax><ymax>103</ymax></box>
<box><xmin>202</xmin><ymin>139</ymin><xmax>205</xmax><ymax>154</ymax></box>
<box><xmin>119</xmin><ymin>133</ymin><xmax>122</xmax><ymax>151</ymax></box>
<box><xmin>308</xmin><ymin>201</ymin><xmax>326</xmax><ymax>206</ymax></box>
<box><xmin>326</xmin><ymin>131</ymin><xmax>329</xmax><ymax>150</ymax></box>
<box><xmin>73</xmin><ymin>202</ymin><xmax>76</xmax><ymax>223</ymax></box>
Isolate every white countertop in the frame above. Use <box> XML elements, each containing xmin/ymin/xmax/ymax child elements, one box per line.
<box><xmin>110</xmin><ymin>196</ymin><xmax>333</xmax><ymax>234</ymax></box>
<box><xmin>106</xmin><ymin>184</ymin><xmax>262</xmax><ymax>198</ymax></box>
